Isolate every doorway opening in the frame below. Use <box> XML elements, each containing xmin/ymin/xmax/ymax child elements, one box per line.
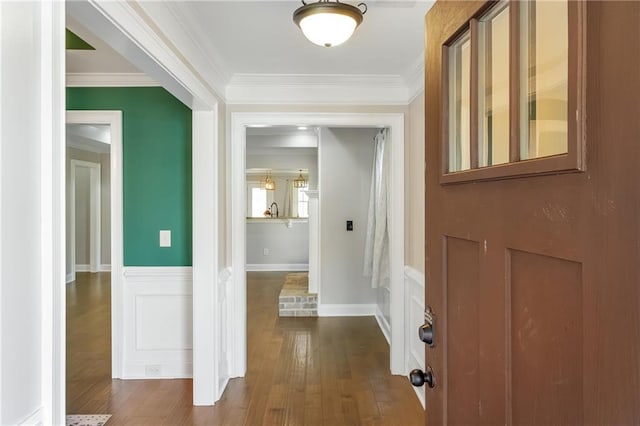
<box><xmin>229</xmin><ymin>112</ymin><xmax>406</xmax><ymax>380</ymax></box>
<box><xmin>244</xmin><ymin>126</ymin><xmax>318</xmax><ymax>316</ymax></box>
<box><xmin>67</xmin><ymin>156</ymin><xmax>104</xmax><ymax>280</ymax></box>
<box><xmin>65</xmin><ymin>112</ymin><xmax>124</xmax><ymax>397</ymax></box>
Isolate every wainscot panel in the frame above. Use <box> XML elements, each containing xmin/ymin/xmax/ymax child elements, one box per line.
<box><xmin>405</xmin><ymin>265</ymin><xmax>425</xmax><ymax>408</ymax></box>
<box><xmin>122</xmin><ymin>267</ymin><xmax>192</xmax><ymax>378</ymax></box>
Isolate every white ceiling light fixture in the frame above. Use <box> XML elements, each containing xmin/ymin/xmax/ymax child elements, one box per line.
<box><xmin>293</xmin><ymin>0</ymin><xmax>367</xmax><ymax>48</ymax></box>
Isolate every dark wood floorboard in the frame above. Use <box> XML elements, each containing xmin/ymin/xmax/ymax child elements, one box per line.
<box><xmin>66</xmin><ymin>271</ymin><xmax>424</xmax><ymax>425</ymax></box>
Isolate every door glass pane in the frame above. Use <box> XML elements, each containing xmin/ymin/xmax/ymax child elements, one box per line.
<box><xmin>520</xmin><ymin>0</ymin><xmax>568</xmax><ymax>160</ymax></box>
<box><xmin>478</xmin><ymin>2</ymin><xmax>510</xmax><ymax>167</ymax></box>
<box><xmin>448</xmin><ymin>31</ymin><xmax>471</xmax><ymax>172</ymax></box>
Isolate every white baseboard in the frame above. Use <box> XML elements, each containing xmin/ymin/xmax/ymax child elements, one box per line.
<box><xmin>75</xmin><ymin>264</ymin><xmax>89</xmax><ymax>272</ymax></box>
<box><xmin>318</xmin><ymin>304</ymin><xmax>376</xmax><ymax>317</ymax></box>
<box><xmin>17</xmin><ymin>406</ymin><xmax>43</xmax><ymax>426</ymax></box>
<box><xmin>122</xmin><ymin>362</ymin><xmax>193</xmax><ymax>379</ymax></box>
<box><xmin>246</xmin><ymin>263</ymin><xmax>309</xmax><ymax>272</ymax></box>
<box><xmin>375</xmin><ymin>306</ymin><xmax>391</xmax><ymax>345</ymax></box>
<box><xmin>66</xmin><ymin>273</ymin><xmax>75</xmax><ymax>284</ymax></box>
<box><xmin>73</xmin><ymin>264</ymin><xmax>111</xmax><ymax>274</ymax></box>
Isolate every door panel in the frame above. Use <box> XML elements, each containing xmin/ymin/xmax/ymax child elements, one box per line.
<box><xmin>445</xmin><ymin>237</ymin><xmax>480</xmax><ymax>425</ymax></box>
<box><xmin>509</xmin><ymin>249</ymin><xmax>583</xmax><ymax>425</ymax></box>
<box><xmin>424</xmin><ymin>1</ymin><xmax>640</xmax><ymax>425</ymax></box>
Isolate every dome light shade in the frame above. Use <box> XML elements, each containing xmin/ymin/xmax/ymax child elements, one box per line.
<box><xmin>293</xmin><ymin>1</ymin><xmax>367</xmax><ymax>48</ymax></box>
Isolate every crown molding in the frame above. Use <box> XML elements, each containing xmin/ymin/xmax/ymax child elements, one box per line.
<box><xmin>226</xmin><ymin>73</ymin><xmax>411</xmax><ymax>105</ymax></box>
<box><xmin>66</xmin><ymin>72</ymin><xmax>159</xmax><ymax>87</ymax></box>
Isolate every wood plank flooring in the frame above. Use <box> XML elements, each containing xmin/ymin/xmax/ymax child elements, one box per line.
<box><xmin>67</xmin><ymin>271</ymin><xmax>424</xmax><ymax>425</ymax></box>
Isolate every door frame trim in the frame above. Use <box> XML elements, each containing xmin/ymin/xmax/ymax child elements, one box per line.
<box><xmin>66</xmin><ymin>110</ymin><xmax>123</xmax><ymax>379</ymax></box>
<box><xmin>229</xmin><ymin>112</ymin><xmax>406</xmax><ymax>376</ymax></box>
<box><xmin>69</xmin><ymin>159</ymin><xmax>102</xmax><ymax>278</ymax></box>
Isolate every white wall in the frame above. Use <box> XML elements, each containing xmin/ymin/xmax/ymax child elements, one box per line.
<box><xmin>0</xmin><ymin>2</ymin><xmax>64</xmax><ymax>424</ymax></box>
<box><xmin>319</xmin><ymin>127</ymin><xmax>378</xmax><ymax>305</ymax></box>
<box><xmin>246</xmin><ymin>222</ymin><xmax>309</xmax><ymax>269</ymax></box>
<box><xmin>65</xmin><ymin>147</ymin><xmax>111</xmax><ymax>275</ymax></box>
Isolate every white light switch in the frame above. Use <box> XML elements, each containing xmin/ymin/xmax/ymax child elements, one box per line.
<box><xmin>159</xmin><ymin>230</ymin><xmax>171</xmax><ymax>247</ymax></box>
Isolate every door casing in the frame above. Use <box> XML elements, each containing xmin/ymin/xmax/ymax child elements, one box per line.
<box><xmin>229</xmin><ymin>112</ymin><xmax>406</xmax><ymax>377</ymax></box>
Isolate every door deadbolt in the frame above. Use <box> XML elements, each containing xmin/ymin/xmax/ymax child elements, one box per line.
<box><xmin>419</xmin><ymin>306</ymin><xmax>435</xmax><ymax>347</ymax></box>
<box><xmin>409</xmin><ymin>366</ymin><xmax>436</xmax><ymax>389</ymax></box>
<box><xmin>419</xmin><ymin>323</ymin><xmax>434</xmax><ymax>346</ymax></box>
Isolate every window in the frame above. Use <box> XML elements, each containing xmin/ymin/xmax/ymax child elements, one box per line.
<box><xmin>297</xmin><ymin>187</ymin><xmax>309</xmax><ymax>218</ymax></box>
<box><xmin>443</xmin><ymin>0</ymin><xmax>583</xmax><ymax>183</ymax></box>
<box><xmin>247</xmin><ymin>181</ymin><xmax>273</xmax><ymax>217</ymax></box>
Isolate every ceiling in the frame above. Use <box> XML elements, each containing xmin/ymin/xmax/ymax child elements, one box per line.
<box><xmin>171</xmin><ymin>0</ymin><xmax>433</xmax><ymax>77</ymax></box>
<box><xmin>66</xmin><ymin>1</ymin><xmax>434</xmax><ymax>104</ymax></box>
<box><xmin>66</xmin><ymin>124</ymin><xmax>111</xmax><ymax>154</ymax></box>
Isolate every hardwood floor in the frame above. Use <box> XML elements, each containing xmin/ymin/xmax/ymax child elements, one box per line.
<box><xmin>66</xmin><ymin>271</ymin><xmax>424</xmax><ymax>425</ymax></box>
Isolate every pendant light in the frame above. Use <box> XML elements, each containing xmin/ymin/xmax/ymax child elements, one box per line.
<box><xmin>264</xmin><ymin>171</ymin><xmax>276</xmax><ymax>191</ymax></box>
<box><xmin>293</xmin><ymin>0</ymin><xmax>367</xmax><ymax>48</ymax></box>
<box><xmin>293</xmin><ymin>170</ymin><xmax>308</xmax><ymax>189</ymax></box>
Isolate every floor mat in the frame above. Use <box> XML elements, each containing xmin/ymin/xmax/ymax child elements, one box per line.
<box><xmin>66</xmin><ymin>414</ymin><xmax>111</xmax><ymax>426</ymax></box>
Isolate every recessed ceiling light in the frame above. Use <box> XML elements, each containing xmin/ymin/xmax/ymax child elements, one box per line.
<box><xmin>298</xmin><ymin>126</ymin><xmax>308</xmax><ymax>130</ymax></box>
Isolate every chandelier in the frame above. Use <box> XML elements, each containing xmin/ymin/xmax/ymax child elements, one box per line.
<box><xmin>293</xmin><ymin>170</ymin><xmax>308</xmax><ymax>189</ymax></box>
<box><xmin>264</xmin><ymin>171</ymin><xmax>276</xmax><ymax>191</ymax></box>
<box><xmin>293</xmin><ymin>0</ymin><xmax>367</xmax><ymax>48</ymax></box>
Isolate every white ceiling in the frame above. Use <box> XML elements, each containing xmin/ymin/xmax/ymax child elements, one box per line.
<box><xmin>173</xmin><ymin>0</ymin><xmax>433</xmax><ymax>77</ymax></box>
<box><xmin>66</xmin><ymin>0</ymin><xmax>434</xmax><ymax>103</ymax></box>
<box><xmin>66</xmin><ymin>124</ymin><xmax>112</xmax><ymax>154</ymax></box>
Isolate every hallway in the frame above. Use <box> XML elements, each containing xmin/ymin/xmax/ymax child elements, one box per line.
<box><xmin>66</xmin><ymin>271</ymin><xmax>423</xmax><ymax>425</ymax></box>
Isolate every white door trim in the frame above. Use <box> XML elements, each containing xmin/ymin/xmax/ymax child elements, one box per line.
<box><xmin>229</xmin><ymin>112</ymin><xmax>406</xmax><ymax>376</ymax></box>
<box><xmin>69</xmin><ymin>159</ymin><xmax>101</xmax><ymax>277</ymax></box>
<box><xmin>66</xmin><ymin>111</ymin><xmax>123</xmax><ymax>380</ymax></box>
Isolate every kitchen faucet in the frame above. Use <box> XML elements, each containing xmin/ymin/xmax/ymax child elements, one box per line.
<box><xmin>269</xmin><ymin>202</ymin><xmax>279</xmax><ymax>218</ymax></box>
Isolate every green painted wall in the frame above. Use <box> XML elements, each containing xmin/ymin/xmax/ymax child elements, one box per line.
<box><xmin>67</xmin><ymin>87</ymin><xmax>192</xmax><ymax>266</ymax></box>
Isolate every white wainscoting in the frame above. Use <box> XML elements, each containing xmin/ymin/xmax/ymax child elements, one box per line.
<box><xmin>405</xmin><ymin>266</ymin><xmax>425</xmax><ymax>408</ymax></box>
<box><xmin>121</xmin><ymin>267</ymin><xmax>193</xmax><ymax>379</ymax></box>
<box><xmin>216</xmin><ymin>267</ymin><xmax>232</xmax><ymax>399</ymax></box>
<box><xmin>375</xmin><ymin>287</ymin><xmax>391</xmax><ymax>345</ymax></box>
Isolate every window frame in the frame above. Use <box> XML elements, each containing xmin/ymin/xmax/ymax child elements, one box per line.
<box><xmin>440</xmin><ymin>0</ymin><xmax>586</xmax><ymax>185</ymax></box>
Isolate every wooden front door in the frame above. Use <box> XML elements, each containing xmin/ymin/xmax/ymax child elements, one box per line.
<box><xmin>423</xmin><ymin>1</ymin><xmax>640</xmax><ymax>425</ymax></box>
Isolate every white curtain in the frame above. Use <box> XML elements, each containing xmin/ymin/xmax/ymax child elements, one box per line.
<box><xmin>363</xmin><ymin>128</ymin><xmax>390</xmax><ymax>288</ymax></box>
<box><xmin>283</xmin><ymin>178</ymin><xmax>295</xmax><ymax>218</ymax></box>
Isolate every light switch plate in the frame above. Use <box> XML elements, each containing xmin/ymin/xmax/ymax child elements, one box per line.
<box><xmin>159</xmin><ymin>230</ymin><xmax>171</xmax><ymax>247</ymax></box>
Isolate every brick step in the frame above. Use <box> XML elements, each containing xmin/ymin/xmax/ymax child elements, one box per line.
<box><xmin>279</xmin><ymin>295</ymin><xmax>317</xmax><ymax>317</ymax></box>
<box><xmin>278</xmin><ymin>272</ymin><xmax>317</xmax><ymax>317</ymax></box>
